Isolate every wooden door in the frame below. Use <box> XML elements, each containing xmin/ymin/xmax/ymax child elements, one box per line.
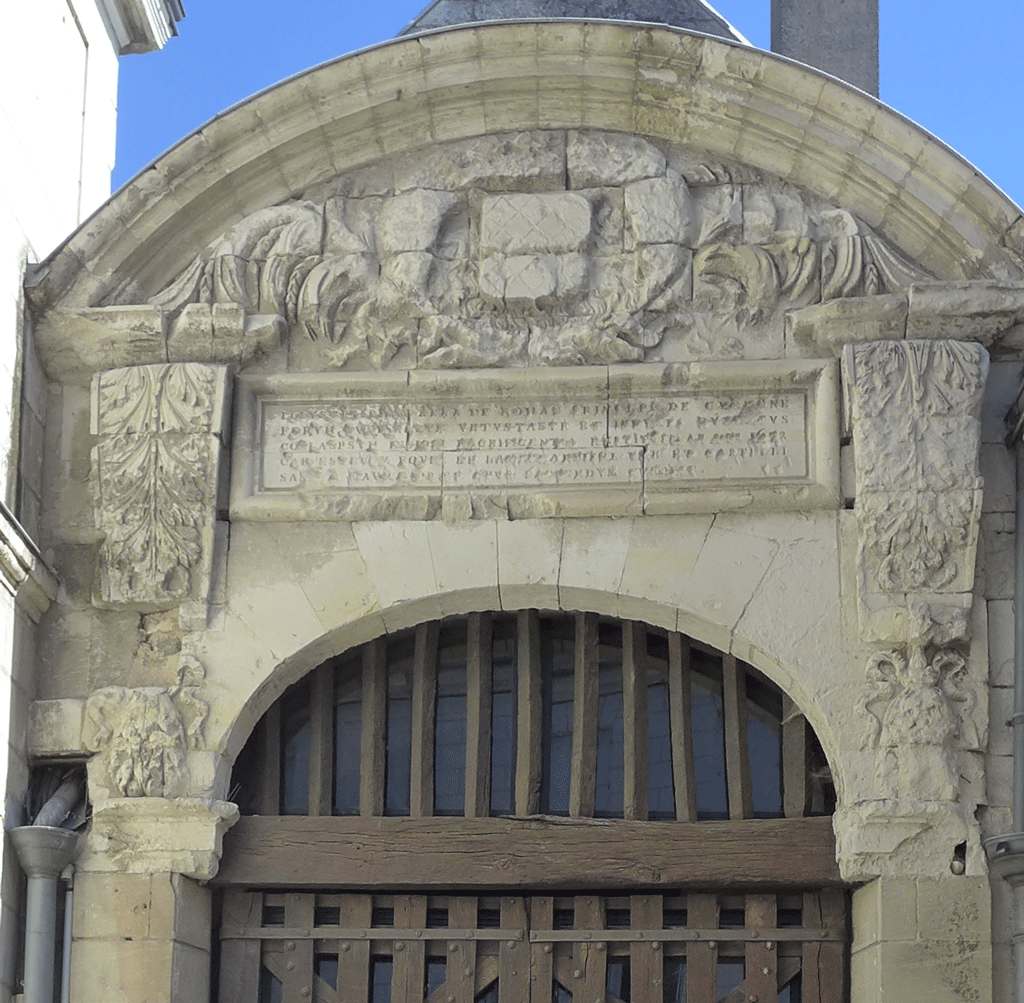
<box><xmin>218</xmin><ymin>889</ymin><xmax>846</xmax><ymax>1003</ymax></box>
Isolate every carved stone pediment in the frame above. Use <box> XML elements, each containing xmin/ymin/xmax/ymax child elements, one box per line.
<box><xmin>91</xmin><ymin>130</ymin><xmax>930</xmax><ymax>374</ymax></box>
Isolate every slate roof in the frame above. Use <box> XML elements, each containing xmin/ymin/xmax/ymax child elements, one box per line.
<box><xmin>398</xmin><ymin>0</ymin><xmax>748</xmax><ymax>43</ymax></box>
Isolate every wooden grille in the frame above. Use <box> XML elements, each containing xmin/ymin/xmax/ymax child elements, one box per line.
<box><xmin>218</xmin><ymin>889</ymin><xmax>847</xmax><ymax>1003</ymax></box>
<box><xmin>232</xmin><ymin>612</ymin><xmax>833</xmax><ymax>824</ymax></box>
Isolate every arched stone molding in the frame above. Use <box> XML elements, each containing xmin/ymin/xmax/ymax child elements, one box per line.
<box><xmin>195</xmin><ymin>513</ymin><xmax>854</xmax><ymax>803</ymax></box>
<box><xmin>28</xmin><ymin>20</ymin><xmax>1023</xmax><ymax>323</ymax></box>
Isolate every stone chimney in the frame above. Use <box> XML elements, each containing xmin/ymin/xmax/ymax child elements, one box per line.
<box><xmin>771</xmin><ymin>0</ymin><xmax>879</xmax><ymax>96</ymax></box>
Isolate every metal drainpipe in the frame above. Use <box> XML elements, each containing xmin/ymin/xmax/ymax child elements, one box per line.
<box><xmin>986</xmin><ymin>401</ymin><xmax>1024</xmax><ymax>1003</ymax></box>
<box><xmin>60</xmin><ymin>864</ymin><xmax>74</xmax><ymax>1003</ymax></box>
<box><xmin>8</xmin><ymin>827</ymin><xmax>78</xmax><ymax>1003</ymax></box>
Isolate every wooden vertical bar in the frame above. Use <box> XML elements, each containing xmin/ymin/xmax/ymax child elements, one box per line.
<box><xmin>337</xmin><ymin>895</ymin><xmax>372</xmax><ymax>1003</ymax></box>
<box><xmin>516</xmin><ymin>611</ymin><xmax>542</xmax><ymax>816</ymax></box>
<box><xmin>283</xmin><ymin>894</ymin><xmax>316</xmax><ymax>1003</ymax></box>
<box><xmin>668</xmin><ymin>633</ymin><xmax>698</xmax><ymax>822</ymax></box>
<box><xmin>499</xmin><ymin>896</ymin><xmax>531</xmax><ymax>1003</ymax></box>
<box><xmin>392</xmin><ymin>895</ymin><xmax>427</xmax><ymax>1003</ymax></box>
<box><xmin>529</xmin><ymin>897</ymin><xmax>554</xmax><ymax>1003</ymax></box>
<box><xmin>447</xmin><ymin>897</ymin><xmax>478</xmax><ymax>1003</ymax></box>
<box><xmin>309</xmin><ymin>663</ymin><xmax>335</xmax><ymax>816</ymax></box>
<box><xmin>745</xmin><ymin>895</ymin><xmax>778</xmax><ymax>1003</ymax></box>
<box><xmin>572</xmin><ymin>896</ymin><xmax>606</xmax><ymax>1003</ymax></box>
<box><xmin>410</xmin><ymin>622</ymin><xmax>440</xmax><ymax>818</ymax></box>
<box><xmin>569</xmin><ymin>613</ymin><xmax>599</xmax><ymax>818</ymax></box>
<box><xmin>782</xmin><ymin>695</ymin><xmax>810</xmax><ymax>818</ymax></box>
<box><xmin>630</xmin><ymin>894</ymin><xmax>663</xmax><ymax>1002</ymax></box>
<box><xmin>218</xmin><ymin>891</ymin><xmax>263</xmax><ymax>1003</ymax></box>
<box><xmin>801</xmin><ymin>890</ymin><xmax>847</xmax><ymax>1003</ymax></box>
<box><xmin>723</xmin><ymin>655</ymin><xmax>753</xmax><ymax>821</ymax></box>
<box><xmin>258</xmin><ymin>703</ymin><xmax>281</xmax><ymax>815</ymax></box>
<box><xmin>466</xmin><ymin>613</ymin><xmax>493</xmax><ymax>817</ymax></box>
<box><xmin>360</xmin><ymin>636</ymin><xmax>387</xmax><ymax>817</ymax></box>
<box><xmin>622</xmin><ymin>621</ymin><xmax>650</xmax><ymax>821</ymax></box>
<box><xmin>686</xmin><ymin>894</ymin><xmax>719</xmax><ymax>1003</ymax></box>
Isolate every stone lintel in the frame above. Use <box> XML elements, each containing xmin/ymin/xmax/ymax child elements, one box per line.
<box><xmin>231</xmin><ymin>361</ymin><xmax>840</xmax><ymax>522</ymax></box>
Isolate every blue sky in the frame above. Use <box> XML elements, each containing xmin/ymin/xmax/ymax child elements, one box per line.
<box><xmin>114</xmin><ymin>1</ymin><xmax>1024</xmax><ymax>210</ymax></box>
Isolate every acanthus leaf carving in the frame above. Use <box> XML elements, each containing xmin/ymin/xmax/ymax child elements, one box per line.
<box><xmin>84</xmin><ymin>659</ymin><xmax>208</xmax><ymax>800</ymax></box>
<box><xmin>92</xmin><ymin>363</ymin><xmax>230</xmax><ymax>610</ymax></box>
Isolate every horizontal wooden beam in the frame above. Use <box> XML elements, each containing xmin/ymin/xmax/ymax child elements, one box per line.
<box><xmin>215</xmin><ymin>816</ymin><xmax>841</xmax><ymax>890</ymax></box>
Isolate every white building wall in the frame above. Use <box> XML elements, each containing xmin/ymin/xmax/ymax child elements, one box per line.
<box><xmin>0</xmin><ymin>4</ymin><xmax>177</xmax><ymax>998</ymax></box>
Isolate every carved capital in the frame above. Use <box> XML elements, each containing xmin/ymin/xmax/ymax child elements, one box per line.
<box><xmin>845</xmin><ymin>340</ymin><xmax>988</xmax><ymax>644</ymax></box>
<box><xmin>78</xmin><ymin>797</ymin><xmax>239</xmax><ymax>881</ymax></box>
<box><xmin>91</xmin><ymin>363</ymin><xmax>230</xmax><ymax>611</ymax></box>
<box><xmin>83</xmin><ymin>660</ymin><xmax>208</xmax><ymax>800</ymax></box>
<box><xmin>834</xmin><ymin>800</ymin><xmax>982</xmax><ymax>882</ymax></box>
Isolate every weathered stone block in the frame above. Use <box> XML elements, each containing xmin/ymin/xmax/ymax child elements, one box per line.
<box><xmin>27</xmin><ymin>698</ymin><xmax>84</xmax><ymax>757</ymax></box>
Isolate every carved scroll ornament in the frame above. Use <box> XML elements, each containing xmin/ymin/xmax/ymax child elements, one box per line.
<box><xmin>84</xmin><ymin>660</ymin><xmax>208</xmax><ymax>800</ymax></box>
<box><xmin>105</xmin><ymin>131</ymin><xmax>931</xmax><ymax>371</ymax></box>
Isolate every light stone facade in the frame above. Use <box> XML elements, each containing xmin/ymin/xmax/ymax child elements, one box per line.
<box><xmin>12</xmin><ymin>17</ymin><xmax>1024</xmax><ymax>1003</ymax></box>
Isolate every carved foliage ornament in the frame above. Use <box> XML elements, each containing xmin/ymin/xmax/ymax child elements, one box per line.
<box><xmin>106</xmin><ymin>131</ymin><xmax>931</xmax><ymax>371</ymax></box>
<box><xmin>859</xmin><ymin>646</ymin><xmax>977</xmax><ymax>804</ymax></box>
<box><xmin>84</xmin><ymin>660</ymin><xmax>208</xmax><ymax>799</ymax></box>
<box><xmin>92</xmin><ymin>363</ymin><xmax>230</xmax><ymax>609</ymax></box>
<box><xmin>846</xmin><ymin>340</ymin><xmax>988</xmax><ymax>645</ymax></box>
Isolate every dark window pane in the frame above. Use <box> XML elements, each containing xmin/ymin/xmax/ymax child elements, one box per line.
<box><xmin>334</xmin><ymin>669</ymin><xmax>361</xmax><ymax>816</ymax></box>
<box><xmin>315</xmin><ymin>956</ymin><xmax>338</xmax><ymax>990</ymax></box>
<box><xmin>385</xmin><ymin>642</ymin><xmax>414</xmax><ymax>816</ymax></box>
<box><xmin>780</xmin><ymin>970</ymin><xmax>802</xmax><ymax>1003</ymax></box>
<box><xmin>477</xmin><ymin>982</ymin><xmax>499</xmax><ymax>1003</ymax></box>
<box><xmin>490</xmin><ymin>626</ymin><xmax>517</xmax><ymax>815</ymax></box>
<box><xmin>607</xmin><ymin>957</ymin><xmax>631</xmax><ymax>1001</ymax></box>
<box><xmin>747</xmin><ymin>671</ymin><xmax>783</xmax><ymax>817</ymax></box>
<box><xmin>435</xmin><ymin>633</ymin><xmax>468</xmax><ymax>816</ymax></box>
<box><xmin>648</xmin><ymin>668</ymin><xmax>675</xmax><ymax>819</ymax></box>
<box><xmin>231</xmin><ymin>729</ymin><xmax>261</xmax><ymax>815</ymax></box>
<box><xmin>281</xmin><ymin>683</ymin><xmax>311</xmax><ymax>815</ymax></box>
<box><xmin>259</xmin><ymin>968</ymin><xmax>283</xmax><ymax>1003</ymax></box>
<box><xmin>595</xmin><ymin>635</ymin><xmax>624</xmax><ymax>818</ymax></box>
<box><xmin>554</xmin><ymin>981</ymin><xmax>573</xmax><ymax>1003</ymax></box>
<box><xmin>718</xmin><ymin>961</ymin><xmax>745</xmax><ymax>1000</ymax></box>
<box><xmin>541</xmin><ymin>628</ymin><xmax>574</xmax><ymax>815</ymax></box>
<box><xmin>663</xmin><ymin>959</ymin><xmax>686</xmax><ymax>1003</ymax></box>
<box><xmin>427</xmin><ymin>958</ymin><xmax>447</xmax><ymax>996</ymax></box>
<box><xmin>691</xmin><ymin>663</ymin><xmax>728</xmax><ymax>820</ymax></box>
<box><xmin>370</xmin><ymin>958</ymin><xmax>392</xmax><ymax>1003</ymax></box>
<box><xmin>748</xmin><ymin>709</ymin><xmax>782</xmax><ymax>816</ymax></box>
<box><xmin>719</xmin><ymin>909</ymin><xmax>744</xmax><ymax>928</ymax></box>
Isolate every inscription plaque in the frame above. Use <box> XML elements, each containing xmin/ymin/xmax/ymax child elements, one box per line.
<box><xmin>231</xmin><ymin>363</ymin><xmax>838</xmax><ymax>521</ymax></box>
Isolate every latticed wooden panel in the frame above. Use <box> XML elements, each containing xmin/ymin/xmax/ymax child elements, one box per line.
<box><xmin>218</xmin><ymin>889</ymin><xmax>847</xmax><ymax>1003</ymax></box>
<box><xmin>232</xmin><ymin>612</ymin><xmax>834</xmax><ymax>825</ymax></box>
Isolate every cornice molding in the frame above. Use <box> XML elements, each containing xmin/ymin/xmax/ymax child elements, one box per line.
<box><xmin>0</xmin><ymin>505</ymin><xmax>57</xmax><ymax>623</ymax></box>
<box><xmin>96</xmin><ymin>0</ymin><xmax>183</xmax><ymax>54</ymax></box>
